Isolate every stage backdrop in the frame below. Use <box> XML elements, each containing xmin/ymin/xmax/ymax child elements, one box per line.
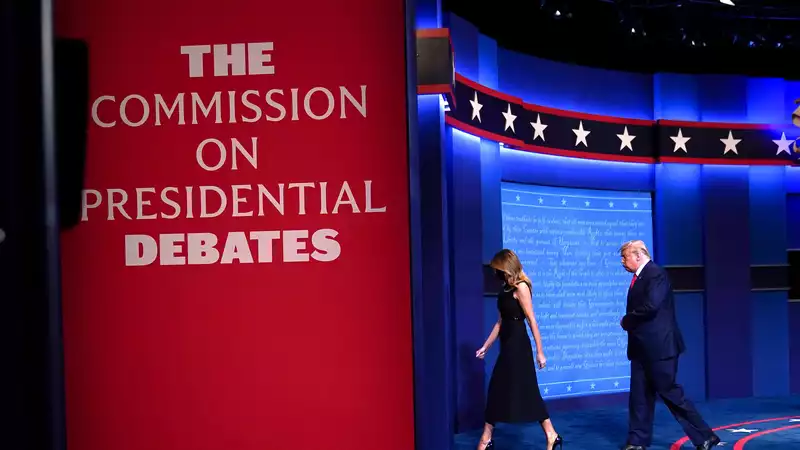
<box><xmin>500</xmin><ymin>183</ymin><xmax>654</xmax><ymax>399</ymax></box>
<box><xmin>55</xmin><ymin>2</ymin><xmax>414</xmax><ymax>450</ymax></box>
<box><xmin>437</xmin><ymin>12</ymin><xmax>799</xmax><ymax>434</ymax></box>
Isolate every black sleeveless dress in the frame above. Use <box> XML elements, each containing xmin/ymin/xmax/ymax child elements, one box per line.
<box><xmin>485</xmin><ymin>281</ymin><xmax>550</xmax><ymax>425</ymax></box>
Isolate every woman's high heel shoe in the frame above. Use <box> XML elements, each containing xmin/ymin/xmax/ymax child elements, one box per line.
<box><xmin>551</xmin><ymin>435</ymin><xmax>563</xmax><ymax>450</ymax></box>
<box><xmin>478</xmin><ymin>440</ymin><xmax>493</xmax><ymax>450</ymax></box>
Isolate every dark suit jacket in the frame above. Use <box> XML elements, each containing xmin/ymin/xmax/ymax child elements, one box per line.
<box><xmin>622</xmin><ymin>261</ymin><xmax>686</xmax><ymax>362</ymax></box>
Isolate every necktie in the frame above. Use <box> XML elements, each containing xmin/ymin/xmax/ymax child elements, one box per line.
<box><xmin>629</xmin><ymin>274</ymin><xmax>637</xmax><ymax>288</ymax></box>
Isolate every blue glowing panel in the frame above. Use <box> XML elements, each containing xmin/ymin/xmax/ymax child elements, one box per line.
<box><xmin>497</xmin><ymin>49</ymin><xmax>654</xmax><ymax>120</ymax></box>
<box><xmin>653</xmin><ymin>73</ymin><xmax>699</xmax><ymax>121</ymax></box>
<box><xmin>747</xmin><ymin>78</ymin><xmax>786</xmax><ymax>124</ymax></box>
<box><xmin>478</xmin><ymin>34</ymin><xmax>498</xmax><ymax>89</ymax></box>
<box><xmin>785</xmin><ymin>81</ymin><xmax>800</xmax><ymax>123</ymax></box>
<box><xmin>786</xmin><ymin>167</ymin><xmax>800</xmax><ymax>195</ymax></box>
<box><xmin>697</xmin><ymin>75</ymin><xmax>748</xmax><ymax>123</ymax></box>
<box><xmin>787</xmin><ymin>194</ymin><xmax>800</xmax><ymax>249</ymax></box>
<box><xmin>415</xmin><ymin>0</ymin><xmax>442</xmax><ymax>29</ymax></box>
<box><xmin>447</xmin><ymin>13</ymin><xmax>479</xmax><ymax>81</ymax></box>
<box><xmin>500</xmin><ymin>182</ymin><xmax>654</xmax><ymax>398</ymax></box>
<box><xmin>501</xmin><ymin>148</ymin><xmax>654</xmax><ymax>192</ymax></box>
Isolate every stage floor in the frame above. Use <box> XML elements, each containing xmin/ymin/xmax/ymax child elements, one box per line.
<box><xmin>454</xmin><ymin>396</ymin><xmax>800</xmax><ymax>449</ymax></box>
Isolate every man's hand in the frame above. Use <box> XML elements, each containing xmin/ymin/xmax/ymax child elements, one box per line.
<box><xmin>620</xmin><ymin>316</ymin><xmax>629</xmax><ymax>331</ymax></box>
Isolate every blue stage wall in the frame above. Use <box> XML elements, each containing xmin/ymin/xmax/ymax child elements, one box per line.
<box><xmin>786</xmin><ymin>193</ymin><xmax>800</xmax><ymax>395</ymax></box>
<box><xmin>749</xmin><ymin>167</ymin><xmax>790</xmax><ymax>397</ymax></box>
<box><xmin>413</xmin><ymin>5</ymin><xmax>455</xmax><ymax>450</ymax></box>
<box><xmin>435</xmin><ymin>12</ymin><xmax>800</xmax><ymax>435</ymax></box>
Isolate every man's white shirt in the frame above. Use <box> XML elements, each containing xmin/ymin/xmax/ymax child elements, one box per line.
<box><xmin>635</xmin><ymin>260</ymin><xmax>650</xmax><ymax>277</ymax></box>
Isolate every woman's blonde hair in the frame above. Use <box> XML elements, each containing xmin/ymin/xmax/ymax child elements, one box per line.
<box><xmin>489</xmin><ymin>249</ymin><xmax>531</xmax><ymax>286</ymax></box>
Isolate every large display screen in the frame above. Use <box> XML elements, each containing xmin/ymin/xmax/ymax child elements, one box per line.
<box><xmin>500</xmin><ymin>182</ymin><xmax>654</xmax><ymax>398</ymax></box>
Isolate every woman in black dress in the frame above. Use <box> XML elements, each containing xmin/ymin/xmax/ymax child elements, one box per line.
<box><xmin>475</xmin><ymin>249</ymin><xmax>563</xmax><ymax>450</ymax></box>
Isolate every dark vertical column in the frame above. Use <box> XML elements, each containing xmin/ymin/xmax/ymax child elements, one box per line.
<box><xmin>449</xmin><ymin>129</ymin><xmax>484</xmax><ymax>432</ymax></box>
<box><xmin>702</xmin><ymin>166</ymin><xmax>752</xmax><ymax>398</ymax></box>
<box><xmin>748</xmin><ymin>167</ymin><xmax>789</xmax><ymax>397</ymax></box>
<box><xmin>790</xmin><ymin>301</ymin><xmax>800</xmax><ymax>394</ymax></box>
<box><xmin>478</xmin><ymin>31</ymin><xmax>501</xmax><ymax>263</ymax></box>
<box><xmin>786</xmin><ymin>193</ymin><xmax>800</xmax><ymax>394</ymax></box>
<box><xmin>444</xmin><ymin>13</ymin><xmax>493</xmax><ymax>432</ymax></box>
<box><xmin>411</xmin><ymin>2</ymin><xmax>454</xmax><ymax>449</ymax></box>
<box><xmin>653</xmin><ymin>163</ymin><xmax>706</xmax><ymax>401</ymax></box>
<box><xmin>415</xmin><ymin>0</ymin><xmax>440</xmax><ymax>29</ymax></box>
<box><xmin>744</xmin><ymin>81</ymin><xmax>790</xmax><ymax>397</ymax></box>
<box><xmin>403</xmin><ymin>1</ymin><xmax>427</xmax><ymax>449</ymax></box>
<box><xmin>0</xmin><ymin>0</ymin><xmax>66</xmax><ymax>449</ymax></box>
<box><xmin>416</xmin><ymin>93</ymin><xmax>455</xmax><ymax>450</ymax></box>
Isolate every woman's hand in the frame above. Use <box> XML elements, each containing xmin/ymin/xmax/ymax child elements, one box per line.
<box><xmin>536</xmin><ymin>352</ymin><xmax>547</xmax><ymax>369</ymax></box>
<box><xmin>476</xmin><ymin>346</ymin><xmax>488</xmax><ymax>359</ymax></box>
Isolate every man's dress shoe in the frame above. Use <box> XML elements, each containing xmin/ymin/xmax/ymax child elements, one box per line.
<box><xmin>696</xmin><ymin>434</ymin><xmax>720</xmax><ymax>450</ymax></box>
<box><xmin>622</xmin><ymin>445</ymin><xmax>645</xmax><ymax>450</ymax></box>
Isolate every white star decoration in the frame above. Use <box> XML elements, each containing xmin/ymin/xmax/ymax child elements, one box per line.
<box><xmin>561</xmin><ymin>199</ymin><xmax>567</xmax><ymax>205</ymax></box>
<box><xmin>515</xmin><ymin>195</ymin><xmax>520</xmax><ymax>201</ymax></box>
<box><xmin>608</xmin><ymin>201</ymin><xmax>614</xmax><ymax>208</ymax></box>
<box><xmin>502</xmin><ymin>104</ymin><xmax>517</xmax><ymax>133</ymax></box>
<box><xmin>774</xmin><ymin>132</ymin><xmax>793</xmax><ymax>155</ymax></box>
<box><xmin>590</xmin><ymin>383</ymin><xmax>596</xmax><ymax>390</ymax></box>
<box><xmin>530</xmin><ymin>114</ymin><xmax>548</xmax><ymax>142</ymax></box>
<box><xmin>584</xmin><ymin>201</ymin><xmax>590</xmax><ymax>206</ymax></box>
<box><xmin>566</xmin><ymin>385</ymin><xmax>572</xmax><ymax>392</ymax></box>
<box><xmin>572</xmin><ymin>121</ymin><xmax>591</xmax><ymax>147</ymax></box>
<box><xmin>633</xmin><ymin>202</ymin><xmax>638</xmax><ymax>209</ymax></box>
<box><xmin>617</xmin><ymin>126</ymin><xmax>636</xmax><ymax>151</ymax></box>
<box><xmin>721</xmin><ymin>130</ymin><xmax>741</xmax><ymax>155</ymax></box>
<box><xmin>614</xmin><ymin>381</ymin><xmax>620</xmax><ymax>387</ymax></box>
<box><xmin>544</xmin><ymin>387</ymin><xmax>549</xmax><ymax>394</ymax></box>
<box><xmin>469</xmin><ymin>91</ymin><xmax>483</xmax><ymax>123</ymax></box>
<box><xmin>537</xmin><ymin>197</ymin><xmax>544</xmax><ymax>204</ymax></box>
<box><xmin>456</xmin><ymin>95</ymin><xmax>800</xmax><ymax>164</ymax></box>
<box><xmin>670</xmin><ymin>129</ymin><xmax>691</xmax><ymax>153</ymax></box>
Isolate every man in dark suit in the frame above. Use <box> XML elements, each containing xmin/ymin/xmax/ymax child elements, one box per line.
<box><xmin>619</xmin><ymin>240</ymin><xmax>719</xmax><ymax>450</ymax></box>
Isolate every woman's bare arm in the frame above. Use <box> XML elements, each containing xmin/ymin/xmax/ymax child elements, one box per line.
<box><xmin>515</xmin><ymin>283</ymin><xmax>544</xmax><ymax>356</ymax></box>
<box><xmin>482</xmin><ymin>313</ymin><xmax>502</xmax><ymax>349</ymax></box>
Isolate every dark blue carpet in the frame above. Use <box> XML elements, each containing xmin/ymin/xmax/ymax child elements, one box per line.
<box><xmin>454</xmin><ymin>396</ymin><xmax>800</xmax><ymax>449</ymax></box>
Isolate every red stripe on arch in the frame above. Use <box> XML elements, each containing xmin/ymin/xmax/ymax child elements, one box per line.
<box><xmin>669</xmin><ymin>416</ymin><xmax>800</xmax><ymax>450</ymax></box>
<box><xmin>733</xmin><ymin>424</ymin><xmax>800</xmax><ymax>449</ymax></box>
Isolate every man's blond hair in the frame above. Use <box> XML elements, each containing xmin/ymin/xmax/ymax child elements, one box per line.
<box><xmin>619</xmin><ymin>240</ymin><xmax>651</xmax><ymax>259</ymax></box>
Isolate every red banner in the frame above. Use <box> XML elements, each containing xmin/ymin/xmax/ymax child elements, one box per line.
<box><xmin>55</xmin><ymin>1</ymin><xmax>414</xmax><ymax>449</ymax></box>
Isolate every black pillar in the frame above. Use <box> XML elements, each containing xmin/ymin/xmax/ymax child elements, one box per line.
<box><xmin>0</xmin><ymin>1</ymin><xmax>66</xmax><ymax>449</ymax></box>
